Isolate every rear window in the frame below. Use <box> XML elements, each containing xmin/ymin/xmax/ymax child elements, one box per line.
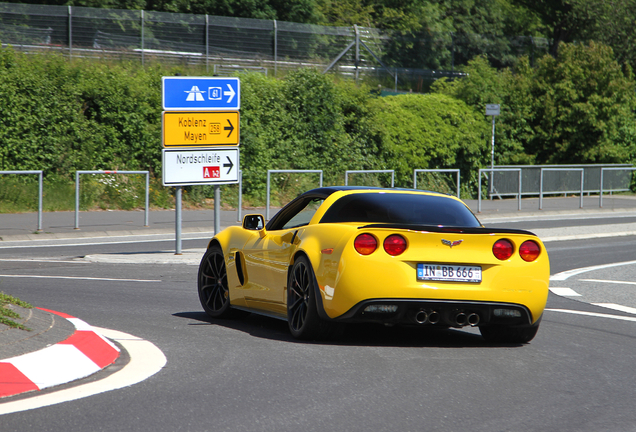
<box><xmin>319</xmin><ymin>193</ymin><xmax>481</xmax><ymax>227</ymax></box>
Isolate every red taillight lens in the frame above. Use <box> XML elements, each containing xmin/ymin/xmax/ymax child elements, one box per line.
<box><xmin>354</xmin><ymin>233</ymin><xmax>377</xmax><ymax>255</ymax></box>
<box><xmin>493</xmin><ymin>239</ymin><xmax>514</xmax><ymax>260</ymax></box>
<box><xmin>519</xmin><ymin>240</ymin><xmax>541</xmax><ymax>262</ymax></box>
<box><xmin>383</xmin><ymin>234</ymin><xmax>407</xmax><ymax>256</ymax></box>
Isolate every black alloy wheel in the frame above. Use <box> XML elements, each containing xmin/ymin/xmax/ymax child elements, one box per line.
<box><xmin>198</xmin><ymin>245</ymin><xmax>232</xmax><ymax>318</ymax></box>
<box><xmin>287</xmin><ymin>256</ymin><xmax>325</xmax><ymax>340</ymax></box>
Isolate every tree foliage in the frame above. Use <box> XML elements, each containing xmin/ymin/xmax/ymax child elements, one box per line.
<box><xmin>364</xmin><ymin>93</ymin><xmax>489</xmax><ymax>188</ymax></box>
<box><xmin>433</xmin><ymin>43</ymin><xmax>636</xmax><ymax>166</ymax></box>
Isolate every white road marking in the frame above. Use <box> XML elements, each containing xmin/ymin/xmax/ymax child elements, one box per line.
<box><xmin>0</xmin><ymin>233</ymin><xmax>215</xmax><ymax>249</ymax></box>
<box><xmin>546</xmin><ymin>308</ymin><xmax>636</xmax><ymax>322</ymax></box>
<box><xmin>0</xmin><ymin>258</ymin><xmax>88</xmax><ymax>264</ymax></box>
<box><xmin>0</xmin><ymin>327</ymin><xmax>167</xmax><ymax>415</ymax></box>
<box><xmin>580</xmin><ymin>279</ymin><xmax>636</xmax><ymax>286</ymax></box>
<box><xmin>592</xmin><ymin>303</ymin><xmax>636</xmax><ymax>315</ymax></box>
<box><xmin>0</xmin><ymin>274</ymin><xmax>160</xmax><ymax>282</ymax></box>
<box><xmin>541</xmin><ymin>230</ymin><xmax>636</xmax><ymax>242</ymax></box>
<box><xmin>549</xmin><ymin>287</ymin><xmax>581</xmax><ymax>296</ymax></box>
<box><xmin>550</xmin><ymin>259</ymin><xmax>636</xmax><ymax>281</ymax></box>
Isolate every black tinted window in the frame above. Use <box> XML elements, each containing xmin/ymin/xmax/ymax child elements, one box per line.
<box><xmin>320</xmin><ymin>193</ymin><xmax>480</xmax><ymax>227</ymax></box>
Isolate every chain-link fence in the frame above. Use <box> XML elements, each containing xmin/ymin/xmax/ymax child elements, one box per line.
<box><xmin>0</xmin><ymin>2</ymin><xmax>551</xmax><ymax>91</ymax></box>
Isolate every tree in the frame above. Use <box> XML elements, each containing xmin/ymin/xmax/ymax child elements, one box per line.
<box><xmin>431</xmin><ymin>56</ymin><xmax>533</xmax><ymax>165</ymax></box>
<box><xmin>435</xmin><ymin>43</ymin><xmax>636</xmax><ymax>166</ymax></box>
<box><xmin>364</xmin><ymin>92</ymin><xmax>489</xmax><ymax>188</ymax></box>
<box><xmin>522</xmin><ymin>42</ymin><xmax>636</xmax><ymax>164</ymax></box>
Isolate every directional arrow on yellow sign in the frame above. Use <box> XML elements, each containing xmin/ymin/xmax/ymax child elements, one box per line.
<box><xmin>162</xmin><ymin>111</ymin><xmax>240</xmax><ymax>147</ymax></box>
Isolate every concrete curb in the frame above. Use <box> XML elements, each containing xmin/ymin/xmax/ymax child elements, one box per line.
<box><xmin>0</xmin><ymin>308</ymin><xmax>120</xmax><ymax>399</ymax></box>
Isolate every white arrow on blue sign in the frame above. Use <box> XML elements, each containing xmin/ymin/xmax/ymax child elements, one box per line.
<box><xmin>162</xmin><ymin>76</ymin><xmax>240</xmax><ymax>111</ymax></box>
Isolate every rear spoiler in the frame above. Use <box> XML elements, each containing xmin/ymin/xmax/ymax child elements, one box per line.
<box><xmin>358</xmin><ymin>223</ymin><xmax>537</xmax><ymax>237</ymax></box>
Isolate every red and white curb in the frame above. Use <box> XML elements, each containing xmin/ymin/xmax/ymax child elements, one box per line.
<box><xmin>0</xmin><ymin>308</ymin><xmax>120</xmax><ymax>399</ymax></box>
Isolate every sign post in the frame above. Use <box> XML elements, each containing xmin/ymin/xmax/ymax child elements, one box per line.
<box><xmin>162</xmin><ymin>76</ymin><xmax>241</xmax><ymax>253</ymax></box>
<box><xmin>485</xmin><ymin>104</ymin><xmax>500</xmax><ymax>199</ymax></box>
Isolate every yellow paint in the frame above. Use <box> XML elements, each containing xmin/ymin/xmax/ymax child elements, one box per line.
<box><xmin>163</xmin><ymin>111</ymin><xmax>239</xmax><ymax>147</ymax></box>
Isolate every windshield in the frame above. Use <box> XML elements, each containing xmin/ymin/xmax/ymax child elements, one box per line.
<box><xmin>319</xmin><ymin>193</ymin><xmax>481</xmax><ymax>227</ymax></box>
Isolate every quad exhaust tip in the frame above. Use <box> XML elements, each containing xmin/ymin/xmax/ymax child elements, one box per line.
<box><xmin>453</xmin><ymin>311</ymin><xmax>480</xmax><ymax>327</ymax></box>
<box><xmin>413</xmin><ymin>309</ymin><xmax>478</xmax><ymax>326</ymax></box>
<box><xmin>413</xmin><ymin>309</ymin><xmax>441</xmax><ymax>325</ymax></box>
<box><xmin>414</xmin><ymin>310</ymin><xmax>428</xmax><ymax>324</ymax></box>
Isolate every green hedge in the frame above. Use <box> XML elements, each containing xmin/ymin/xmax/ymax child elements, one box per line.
<box><xmin>0</xmin><ymin>47</ymin><xmax>494</xmax><ymax>202</ymax></box>
<box><xmin>10</xmin><ymin>44</ymin><xmax>633</xmax><ymax>202</ymax></box>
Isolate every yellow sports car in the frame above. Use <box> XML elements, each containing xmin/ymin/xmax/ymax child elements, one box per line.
<box><xmin>198</xmin><ymin>187</ymin><xmax>550</xmax><ymax>343</ymax></box>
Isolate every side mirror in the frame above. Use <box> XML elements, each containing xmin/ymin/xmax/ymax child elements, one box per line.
<box><xmin>243</xmin><ymin>214</ymin><xmax>265</xmax><ymax>231</ymax></box>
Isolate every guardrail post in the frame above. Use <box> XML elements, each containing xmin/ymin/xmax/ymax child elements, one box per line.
<box><xmin>518</xmin><ymin>170</ymin><xmax>522</xmax><ymax>211</ymax></box>
<box><xmin>75</xmin><ymin>171</ymin><xmax>80</xmax><ymax>229</ymax></box>
<box><xmin>539</xmin><ymin>168</ymin><xmax>544</xmax><ymax>210</ymax></box>
<box><xmin>266</xmin><ymin>171</ymin><xmax>271</xmax><ymax>220</ymax></box>
<box><xmin>144</xmin><ymin>172</ymin><xmax>149</xmax><ymax>227</ymax></box>
<box><xmin>580</xmin><ymin>170</ymin><xmax>584</xmax><ymax>208</ymax></box>
<box><xmin>37</xmin><ymin>171</ymin><xmax>43</xmax><ymax>231</ymax></box>
<box><xmin>237</xmin><ymin>170</ymin><xmax>243</xmax><ymax>222</ymax></box>
<box><xmin>600</xmin><ymin>168</ymin><xmax>605</xmax><ymax>208</ymax></box>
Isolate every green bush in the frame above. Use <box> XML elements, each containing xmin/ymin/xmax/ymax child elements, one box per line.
<box><xmin>364</xmin><ymin>93</ymin><xmax>489</xmax><ymax>191</ymax></box>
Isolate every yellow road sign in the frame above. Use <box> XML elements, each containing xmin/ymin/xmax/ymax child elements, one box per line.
<box><xmin>162</xmin><ymin>111</ymin><xmax>239</xmax><ymax>147</ymax></box>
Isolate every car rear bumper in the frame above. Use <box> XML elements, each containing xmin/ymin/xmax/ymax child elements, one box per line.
<box><xmin>328</xmin><ymin>298</ymin><xmax>535</xmax><ymax>327</ymax></box>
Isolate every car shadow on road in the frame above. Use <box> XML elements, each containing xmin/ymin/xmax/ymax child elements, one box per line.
<box><xmin>173</xmin><ymin>311</ymin><xmax>525</xmax><ymax>348</ymax></box>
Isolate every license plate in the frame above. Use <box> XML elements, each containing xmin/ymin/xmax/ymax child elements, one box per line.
<box><xmin>417</xmin><ymin>263</ymin><xmax>482</xmax><ymax>283</ymax></box>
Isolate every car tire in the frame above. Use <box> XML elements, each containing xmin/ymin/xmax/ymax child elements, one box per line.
<box><xmin>198</xmin><ymin>245</ymin><xmax>234</xmax><ymax>318</ymax></box>
<box><xmin>287</xmin><ymin>256</ymin><xmax>331</xmax><ymax>340</ymax></box>
<box><xmin>479</xmin><ymin>322</ymin><xmax>540</xmax><ymax>344</ymax></box>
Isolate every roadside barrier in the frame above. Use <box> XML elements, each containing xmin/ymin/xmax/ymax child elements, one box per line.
<box><xmin>74</xmin><ymin>170</ymin><xmax>150</xmax><ymax>230</ymax></box>
<box><xmin>0</xmin><ymin>170</ymin><xmax>43</xmax><ymax>231</ymax></box>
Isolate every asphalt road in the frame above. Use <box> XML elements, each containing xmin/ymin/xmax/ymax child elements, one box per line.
<box><xmin>2</xmin><ymin>215</ymin><xmax>636</xmax><ymax>431</ymax></box>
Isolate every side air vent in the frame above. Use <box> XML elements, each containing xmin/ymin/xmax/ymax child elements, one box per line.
<box><xmin>235</xmin><ymin>252</ymin><xmax>245</xmax><ymax>285</ymax></box>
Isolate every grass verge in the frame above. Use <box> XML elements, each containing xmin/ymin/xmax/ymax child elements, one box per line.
<box><xmin>1</xmin><ymin>292</ymin><xmax>33</xmax><ymax>330</ymax></box>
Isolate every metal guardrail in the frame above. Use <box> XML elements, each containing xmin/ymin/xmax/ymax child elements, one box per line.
<box><xmin>0</xmin><ymin>170</ymin><xmax>43</xmax><ymax>232</ymax></box>
<box><xmin>491</xmin><ymin>164</ymin><xmax>631</xmax><ymax>197</ymax></box>
<box><xmin>74</xmin><ymin>170</ymin><xmax>150</xmax><ymax>229</ymax></box>
<box><xmin>266</xmin><ymin>170</ymin><xmax>323</xmax><ymax>220</ymax></box>
<box><xmin>540</xmin><ymin>168</ymin><xmax>584</xmax><ymax>209</ymax></box>
<box><xmin>478</xmin><ymin>169</ymin><xmax>522</xmax><ymax>213</ymax></box>
<box><xmin>600</xmin><ymin>167</ymin><xmax>636</xmax><ymax>207</ymax></box>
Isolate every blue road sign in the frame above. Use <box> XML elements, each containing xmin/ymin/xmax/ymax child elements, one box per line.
<box><xmin>162</xmin><ymin>77</ymin><xmax>240</xmax><ymax>111</ymax></box>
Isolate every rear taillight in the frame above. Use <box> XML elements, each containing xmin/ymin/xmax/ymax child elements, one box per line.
<box><xmin>519</xmin><ymin>240</ymin><xmax>541</xmax><ymax>262</ymax></box>
<box><xmin>354</xmin><ymin>233</ymin><xmax>377</xmax><ymax>255</ymax></box>
<box><xmin>493</xmin><ymin>239</ymin><xmax>514</xmax><ymax>260</ymax></box>
<box><xmin>383</xmin><ymin>234</ymin><xmax>407</xmax><ymax>256</ymax></box>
